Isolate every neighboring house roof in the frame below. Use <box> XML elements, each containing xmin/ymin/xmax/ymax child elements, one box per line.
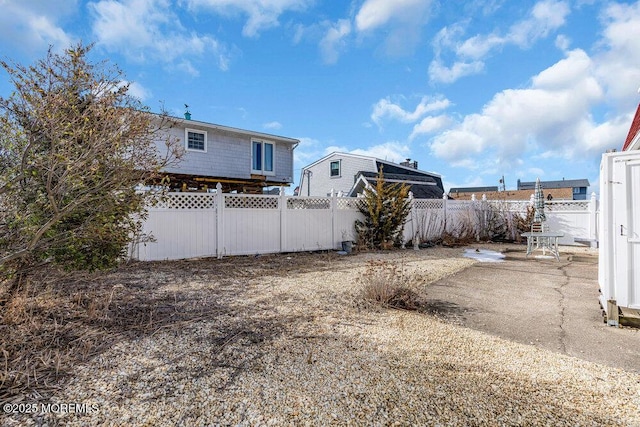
<box><xmin>450</xmin><ymin>186</ymin><xmax>499</xmax><ymax>193</ymax></box>
<box><xmin>301</xmin><ymin>151</ymin><xmax>441</xmax><ymax>178</ymax></box>
<box><xmin>517</xmin><ymin>179</ymin><xmax>590</xmax><ymax>190</ymax></box>
<box><xmin>622</xmin><ymin>103</ymin><xmax>640</xmax><ymax>151</ymax></box>
<box><xmin>348</xmin><ymin>171</ymin><xmax>444</xmax><ymax>199</ymax></box>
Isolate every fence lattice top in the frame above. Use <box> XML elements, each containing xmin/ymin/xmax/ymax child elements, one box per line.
<box><xmin>288</xmin><ymin>198</ymin><xmax>332</xmax><ymax>209</ymax></box>
<box><xmin>153</xmin><ymin>193</ymin><xmax>217</xmax><ymax>209</ymax></box>
<box><xmin>148</xmin><ymin>193</ymin><xmax>593</xmax><ymax>214</ymax></box>
<box><xmin>225</xmin><ymin>195</ymin><xmax>279</xmax><ymax>209</ymax></box>
<box><xmin>414</xmin><ymin>199</ymin><xmax>444</xmax><ymax>210</ymax></box>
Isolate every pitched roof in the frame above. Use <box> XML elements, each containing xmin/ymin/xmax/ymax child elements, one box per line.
<box><xmin>622</xmin><ymin>103</ymin><xmax>640</xmax><ymax>151</ymax></box>
<box><xmin>348</xmin><ymin>171</ymin><xmax>444</xmax><ymax>199</ymax></box>
<box><xmin>517</xmin><ymin>179</ymin><xmax>590</xmax><ymax>190</ymax></box>
<box><xmin>154</xmin><ymin>113</ymin><xmax>300</xmax><ymax>145</ymax></box>
<box><xmin>301</xmin><ymin>152</ymin><xmax>441</xmax><ymax>178</ymax></box>
<box><xmin>450</xmin><ymin>186</ymin><xmax>499</xmax><ymax>193</ymax></box>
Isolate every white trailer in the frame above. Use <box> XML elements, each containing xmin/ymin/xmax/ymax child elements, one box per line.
<box><xmin>598</xmin><ymin>149</ymin><xmax>640</xmax><ymax>326</ymax></box>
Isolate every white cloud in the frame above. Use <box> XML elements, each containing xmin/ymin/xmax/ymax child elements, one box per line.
<box><xmin>457</xmin><ymin>33</ymin><xmax>504</xmax><ymax>59</ymax></box>
<box><xmin>593</xmin><ymin>1</ymin><xmax>640</xmax><ymax>107</ymax></box>
<box><xmin>507</xmin><ymin>0</ymin><xmax>570</xmax><ymax>48</ymax></box>
<box><xmin>89</xmin><ymin>0</ymin><xmax>231</xmax><ymax>72</ymax></box>
<box><xmin>263</xmin><ymin>121</ymin><xmax>283</xmax><ymax>130</ymax></box>
<box><xmin>125</xmin><ymin>81</ymin><xmax>152</xmax><ymax>101</ymax></box>
<box><xmin>429</xmin><ymin>0</ymin><xmax>570</xmax><ymax>84</ymax></box>
<box><xmin>410</xmin><ymin>115</ymin><xmax>453</xmax><ymax>139</ymax></box>
<box><xmin>319</xmin><ymin>19</ymin><xmax>351</xmax><ymax>64</ymax></box>
<box><xmin>348</xmin><ymin>141</ymin><xmax>411</xmax><ymax>163</ymax></box>
<box><xmin>355</xmin><ymin>0</ymin><xmax>430</xmax><ymax>32</ymax></box>
<box><xmin>428</xmin><ymin>59</ymin><xmax>485</xmax><ymax>84</ymax></box>
<box><xmin>0</xmin><ymin>0</ymin><xmax>75</xmax><ymax>54</ymax></box>
<box><xmin>371</xmin><ymin>96</ymin><xmax>451</xmax><ymax>126</ymax></box>
<box><xmin>428</xmin><ymin>48</ymin><xmax>611</xmax><ymax>171</ymax></box>
<box><xmin>186</xmin><ymin>0</ymin><xmax>311</xmax><ymax>37</ymax></box>
<box><xmin>354</xmin><ymin>0</ymin><xmax>434</xmax><ymax>56</ymax></box>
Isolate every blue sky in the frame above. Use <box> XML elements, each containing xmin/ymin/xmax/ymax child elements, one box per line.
<box><xmin>1</xmin><ymin>0</ymin><xmax>640</xmax><ymax>194</ymax></box>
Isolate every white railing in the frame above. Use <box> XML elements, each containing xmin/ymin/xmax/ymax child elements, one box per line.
<box><xmin>130</xmin><ymin>185</ymin><xmax>598</xmax><ymax>261</ymax></box>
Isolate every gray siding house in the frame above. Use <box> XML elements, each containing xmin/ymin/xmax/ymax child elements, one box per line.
<box><xmin>298</xmin><ymin>152</ymin><xmax>444</xmax><ymax>198</ymax></box>
<box><xmin>154</xmin><ymin>114</ymin><xmax>299</xmax><ymax>193</ymax></box>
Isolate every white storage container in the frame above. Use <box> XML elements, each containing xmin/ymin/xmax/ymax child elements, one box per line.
<box><xmin>598</xmin><ymin>150</ymin><xmax>640</xmax><ymax>325</ymax></box>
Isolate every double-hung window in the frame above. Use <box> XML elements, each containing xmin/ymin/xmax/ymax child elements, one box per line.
<box><xmin>252</xmin><ymin>140</ymin><xmax>274</xmax><ymax>175</ymax></box>
<box><xmin>185</xmin><ymin>129</ymin><xmax>207</xmax><ymax>152</ymax></box>
<box><xmin>330</xmin><ymin>160</ymin><xmax>341</xmax><ymax>177</ymax></box>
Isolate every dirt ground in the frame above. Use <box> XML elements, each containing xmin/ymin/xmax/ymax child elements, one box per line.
<box><xmin>1</xmin><ymin>244</ymin><xmax>639</xmax><ymax>426</ymax></box>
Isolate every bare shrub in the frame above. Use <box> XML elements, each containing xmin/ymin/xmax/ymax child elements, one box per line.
<box><xmin>442</xmin><ymin>211</ymin><xmax>477</xmax><ymax>246</ymax></box>
<box><xmin>415</xmin><ymin>211</ymin><xmax>445</xmax><ymax>246</ymax></box>
<box><xmin>357</xmin><ymin>260</ymin><xmax>423</xmax><ymax>310</ymax></box>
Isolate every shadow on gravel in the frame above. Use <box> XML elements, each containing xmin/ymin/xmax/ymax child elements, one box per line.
<box><xmin>420</xmin><ymin>299</ymin><xmax>471</xmax><ymax>323</ymax></box>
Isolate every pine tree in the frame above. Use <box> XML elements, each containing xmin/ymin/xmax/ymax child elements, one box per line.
<box><xmin>355</xmin><ymin>167</ymin><xmax>411</xmax><ymax>249</ymax></box>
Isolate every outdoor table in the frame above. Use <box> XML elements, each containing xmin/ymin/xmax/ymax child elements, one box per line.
<box><xmin>521</xmin><ymin>231</ymin><xmax>564</xmax><ymax>261</ymax></box>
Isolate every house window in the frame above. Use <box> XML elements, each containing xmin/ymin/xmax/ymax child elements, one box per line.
<box><xmin>252</xmin><ymin>140</ymin><xmax>274</xmax><ymax>175</ymax></box>
<box><xmin>330</xmin><ymin>160</ymin><xmax>340</xmax><ymax>177</ymax></box>
<box><xmin>186</xmin><ymin>129</ymin><xmax>206</xmax><ymax>152</ymax></box>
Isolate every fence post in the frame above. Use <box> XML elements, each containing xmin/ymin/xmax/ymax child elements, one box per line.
<box><xmin>408</xmin><ymin>192</ymin><xmax>419</xmax><ymax>249</ymax></box>
<box><xmin>215</xmin><ymin>183</ymin><xmax>224</xmax><ymax>259</ymax></box>
<box><xmin>331</xmin><ymin>188</ymin><xmax>338</xmax><ymax>250</ymax></box>
<box><xmin>280</xmin><ymin>187</ymin><xmax>287</xmax><ymax>253</ymax></box>
<box><xmin>442</xmin><ymin>192</ymin><xmax>448</xmax><ymax>234</ymax></box>
<box><xmin>589</xmin><ymin>192</ymin><xmax>597</xmax><ymax>245</ymax></box>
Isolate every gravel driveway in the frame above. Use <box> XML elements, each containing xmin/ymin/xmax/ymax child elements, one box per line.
<box><xmin>4</xmin><ymin>246</ymin><xmax>640</xmax><ymax>426</ymax></box>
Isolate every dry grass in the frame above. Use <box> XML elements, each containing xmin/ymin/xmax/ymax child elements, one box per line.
<box><xmin>0</xmin><ymin>251</ymin><xmax>351</xmax><ymax>402</ymax></box>
<box><xmin>357</xmin><ymin>259</ymin><xmax>426</xmax><ymax>310</ymax></box>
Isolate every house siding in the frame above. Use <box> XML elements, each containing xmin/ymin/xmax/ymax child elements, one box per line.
<box><xmin>300</xmin><ymin>154</ymin><xmax>375</xmax><ymax>196</ymax></box>
<box><xmin>157</xmin><ymin>124</ymin><xmax>293</xmax><ymax>183</ymax></box>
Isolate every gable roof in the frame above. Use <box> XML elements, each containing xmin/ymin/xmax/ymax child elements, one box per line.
<box><xmin>623</xmin><ymin>103</ymin><xmax>640</xmax><ymax>151</ymax></box>
<box><xmin>302</xmin><ymin>152</ymin><xmax>441</xmax><ymax>178</ymax></box>
<box><xmin>348</xmin><ymin>171</ymin><xmax>444</xmax><ymax>199</ymax></box>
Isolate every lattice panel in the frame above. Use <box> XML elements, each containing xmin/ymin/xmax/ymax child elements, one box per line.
<box><xmin>546</xmin><ymin>201</ymin><xmax>589</xmax><ymax>211</ymax></box>
<box><xmin>487</xmin><ymin>201</ymin><xmax>530</xmax><ymax>212</ymax></box>
<box><xmin>154</xmin><ymin>193</ymin><xmax>217</xmax><ymax>209</ymax></box>
<box><xmin>447</xmin><ymin>201</ymin><xmax>473</xmax><ymax>211</ymax></box>
<box><xmin>337</xmin><ymin>198</ymin><xmax>361</xmax><ymax>210</ymax></box>
<box><xmin>414</xmin><ymin>199</ymin><xmax>444</xmax><ymax>210</ymax></box>
<box><xmin>287</xmin><ymin>198</ymin><xmax>332</xmax><ymax>210</ymax></box>
<box><xmin>225</xmin><ymin>195</ymin><xmax>279</xmax><ymax>209</ymax></box>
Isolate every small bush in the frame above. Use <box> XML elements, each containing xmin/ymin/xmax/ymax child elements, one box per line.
<box><xmin>357</xmin><ymin>260</ymin><xmax>423</xmax><ymax>310</ymax></box>
<box><xmin>355</xmin><ymin>168</ymin><xmax>411</xmax><ymax>249</ymax></box>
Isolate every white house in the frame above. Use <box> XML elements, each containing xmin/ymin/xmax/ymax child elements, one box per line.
<box><xmin>153</xmin><ymin>113</ymin><xmax>299</xmax><ymax>193</ymax></box>
<box><xmin>598</xmin><ymin>103</ymin><xmax>640</xmax><ymax>326</ymax></box>
<box><xmin>298</xmin><ymin>152</ymin><xmax>444</xmax><ymax>198</ymax></box>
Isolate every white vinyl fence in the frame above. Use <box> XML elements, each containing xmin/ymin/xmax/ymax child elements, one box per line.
<box><xmin>130</xmin><ymin>185</ymin><xmax>598</xmax><ymax>261</ymax></box>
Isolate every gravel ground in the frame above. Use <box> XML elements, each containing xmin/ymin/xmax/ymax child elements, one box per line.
<box><xmin>4</xmin><ymin>247</ymin><xmax>640</xmax><ymax>426</ymax></box>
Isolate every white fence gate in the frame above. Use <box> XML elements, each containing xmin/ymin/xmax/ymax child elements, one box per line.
<box><xmin>131</xmin><ymin>185</ymin><xmax>599</xmax><ymax>262</ymax></box>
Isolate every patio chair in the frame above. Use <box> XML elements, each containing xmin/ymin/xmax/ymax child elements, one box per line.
<box><xmin>530</xmin><ymin>222</ymin><xmax>549</xmax><ymax>252</ymax></box>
